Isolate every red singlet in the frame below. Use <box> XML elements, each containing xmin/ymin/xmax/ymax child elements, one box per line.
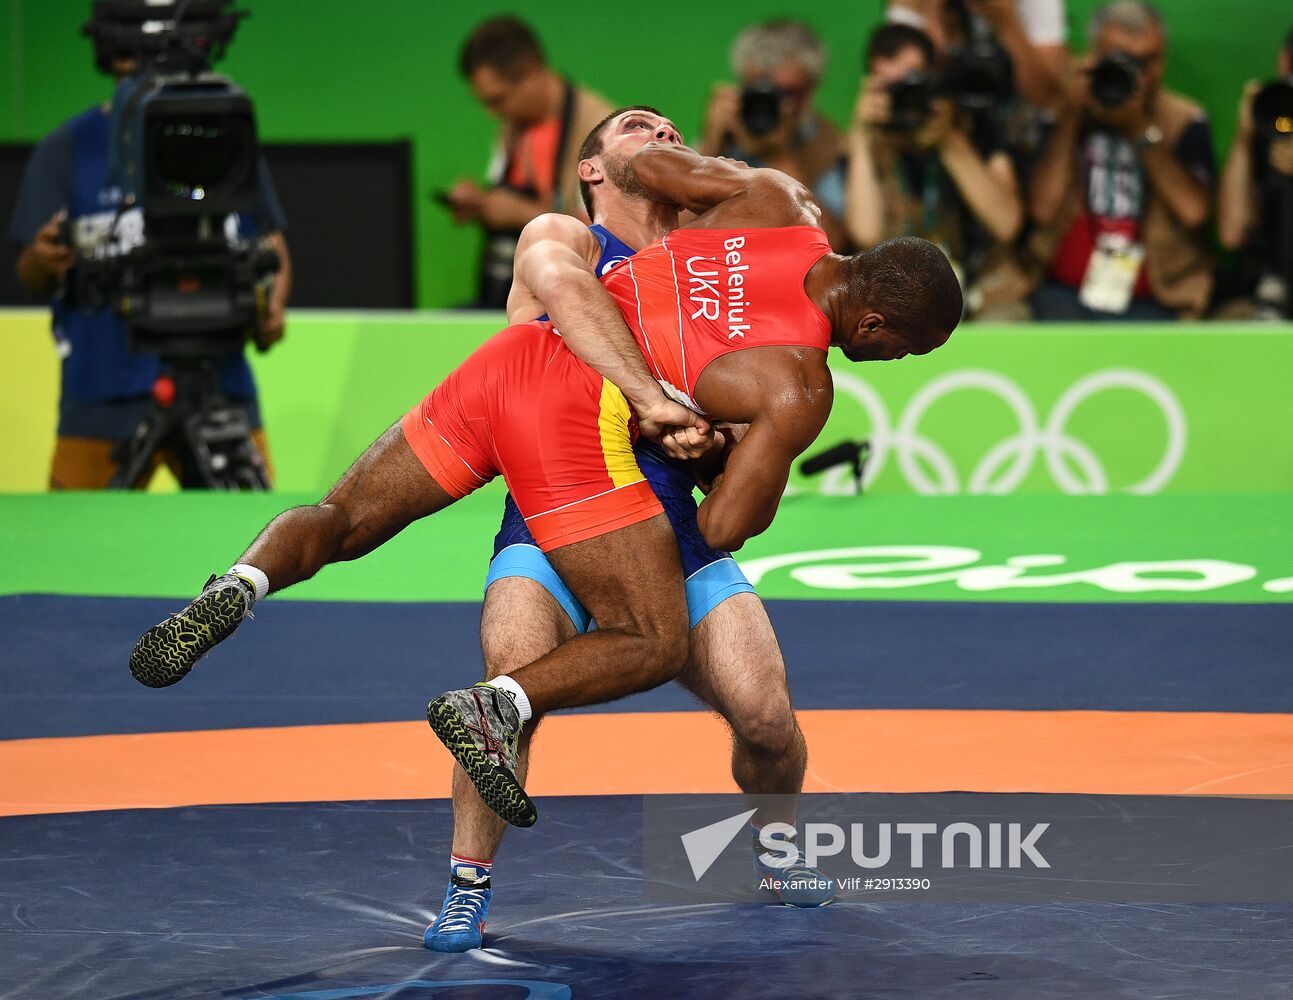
<box><xmin>600</xmin><ymin>226</ymin><xmax>834</xmax><ymax>409</ymax></box>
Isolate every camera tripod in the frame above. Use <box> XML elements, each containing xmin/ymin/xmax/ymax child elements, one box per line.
<box><xmin>109</xmin><ymin>360</ymin><xmax>269</xmax><ymax>490</ymax></box>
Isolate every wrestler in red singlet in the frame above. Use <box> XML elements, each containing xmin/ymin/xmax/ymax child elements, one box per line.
<box><xmin>402</xmin><ymin>225</ymin><xmax>832</xmax><ymax>553</ymax></box>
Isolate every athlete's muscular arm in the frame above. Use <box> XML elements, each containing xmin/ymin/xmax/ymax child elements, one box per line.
<box><xmin>508</xmin><ymin>213</ymin><xmax>703</xmax><ymax>440</ymax></box>
<box><xmin>628</xmin><ymin>143</ymin><xmax>819</xmax><ymax>227</ymax></box>
<box><xmin>694</xmin><ymin>352</ymin><xmax>832</xmax><ymax>551</ymax></box>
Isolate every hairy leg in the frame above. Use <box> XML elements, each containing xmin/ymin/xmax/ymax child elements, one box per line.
<box><xmin>450</xmin><ymin>577</ymin><xmax>575</xmax><ymax>859</ymax></box>
<box><xmin>677</xmin><ymin>593</ymin><xmax>807</xmax><ymax>827</ymax></box>
<box><xmin>240</xmin><ymin>422</ymin><xmax>453</xmax><ymax>592</ymax></box>
<box><xmin>504</xmin><ymin>513</ymin><xmax>690</xmax><ymax>715</ymax></box>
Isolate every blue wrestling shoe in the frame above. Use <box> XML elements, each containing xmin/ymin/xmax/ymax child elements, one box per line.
<box><xmin>424</xmin><ymin>873</ymin><xmax>493</xmax><ymax>952</ymax></box>
<box><xmin>753</xmin><ymin>833</ymin><xmax>836</xmax><ymax>907</ymax></box>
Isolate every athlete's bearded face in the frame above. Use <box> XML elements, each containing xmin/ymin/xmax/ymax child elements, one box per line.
<box><xmin>594</xmin><ymin>110</ymin><xmax>684</xmax><ymax>201</ymax></box>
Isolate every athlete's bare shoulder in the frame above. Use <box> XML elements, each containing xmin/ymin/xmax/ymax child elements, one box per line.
<box><xmin>516</xmin><ymin>213</ymin><xmax>601</xmax><ymax>269</ymax></box>
<box><xmin>507</xmin><ymin>214</ymin><xmax>602</xmax><ymax>323</ymax></box>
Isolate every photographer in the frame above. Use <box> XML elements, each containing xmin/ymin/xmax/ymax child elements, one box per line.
<box><xmin>700</xmin><ymin>19</ymin><xmax>848</xmax><ymax>250</ymax></box>
<box><xmin>447</xmin><ymin>16</ymin><xmax>611</xmax><ymax>307</ymax></box>
<box><xmin>1028</xmin><ymin>1</ymin><xmax>1214</xmax><ymax>320</ymax></box>
<box><xmin>845</xmin><ymin>24</ymin><xmax>1023</xmax><ymax>315</ymax></box>
<box><xmin>887</xmin><ymin>0</ymin><xmax>1068</xmax><ymax>109</ymax></box>
<box><xmin>7</xmin><ymin>48</ymin><xmax>291</xmax><ymax>490</ymax></box>
<box><xmin>1215</xmin><ymin>28</ymin><xmax>1293</xmax><ymax>318</ymax></box>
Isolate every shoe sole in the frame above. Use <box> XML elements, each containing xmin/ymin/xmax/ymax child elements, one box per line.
<box><xmin>426</xmin><ymin>696</ymin><xmax>538</xmax><ymax>828</ymax></box>
<box><xmin>129</xmin><ymin>588</ymin><xmax>246</xmax><ymax>688</ymax></box>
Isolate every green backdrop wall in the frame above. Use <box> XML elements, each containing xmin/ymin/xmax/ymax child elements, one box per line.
<box><xmin>3</xmin><ymin>0</ymin><xmax>1289</xmax><ymax>308</ymax></box>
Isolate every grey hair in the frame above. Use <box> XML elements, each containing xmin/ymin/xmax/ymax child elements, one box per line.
<box><xmin>1088</xmin><ymin>1</ymin><xmax>1167</xmax><ymax>43</ymax></box>
<box><xmin>730</xmin><ymin>19</ymin><xmax>827</xmax><ymax>81</ymax></box>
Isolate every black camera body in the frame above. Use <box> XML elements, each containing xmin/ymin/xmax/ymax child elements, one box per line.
<box><xmin>1252</xmin><ymin>77</ymin><xmax>1293</xmax><ymax>140</ymax></box>
<box><xmin>886</xmin><ymin>71</ymin><xmax>940</xmax><ymax>133</ymax></box>
<box><xmin>942</xmin><ymin>37</ymin><xmax>1013</xmax><ymax>111</ymax></box>
<box><xmin>1089</xmin><ymin>51</ymin><xmax>1143</xmax><ymax>109</ymax></box>
<box><xmin>739</xmin><ymin>78</ymin><xmax>786</xmax><ymax>138</ymax></box>
<box><xmin>78</xmin><ymin>0</ymin><xmax>277</xmax><ymax>360</ymax></box>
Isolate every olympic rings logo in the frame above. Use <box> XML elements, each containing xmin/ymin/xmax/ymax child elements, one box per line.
<box><xmin>819</xmin><ymin>368</ymin><xmax>1187</xmax><ymax>495</ymax></box>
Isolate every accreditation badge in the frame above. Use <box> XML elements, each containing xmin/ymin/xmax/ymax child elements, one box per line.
<box><xmin>1078</xmin><ymin>232</ymin><xmax>1145</xmax><ymax>314</ymax></box>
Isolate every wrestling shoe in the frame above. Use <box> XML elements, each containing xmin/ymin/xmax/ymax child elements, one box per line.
<box><xmin>423</xmin><ymin>873</ymin><xmax>493</xmax><ymax>952</ymax></box>
<box><xmin>129</xmin><ymin>574</ymin><xmax>254</xmax><ymax>688</ymax></box>
<box><xmin>427</xmin><ymin>683</ymin><xmax>537</xmax><ymax>828</ymax></box>
<box><xmin>754</xmin><ymin>836</ymin><xmax>836</xmax><ymax>907</ymax></box>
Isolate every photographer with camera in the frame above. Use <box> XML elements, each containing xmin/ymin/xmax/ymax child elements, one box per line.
<box><xmin>1028</xmin><ymin>1</ymin><xmax>1213</xmax><ymax>321</ymax></box>
<box><xmin>1215</xmin><ymin>28</ymin><xmax>1293</xmax><ymax>318</ymax></box>
<box><xmin>844</xmin><ymin>24</ymin><xmax>1023</xmax><ymax>316</ymax></box>
<box><xmin>699</xmin><ymin>20</ymin><xmax>848</xmax><ymax>250</ymax></box>
<box><xmin>888</xmin><ymin>0</ymin><xmax>1068</xmax><ymax>110</ymax></box>
<box><xmin>8</xmin><ymin>3</ymin><xmax>291</xmax><ymax>490</ymax></box>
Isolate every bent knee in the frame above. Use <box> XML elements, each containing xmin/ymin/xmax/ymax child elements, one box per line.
<box><xmin>735</xmin><ymin>706</ymin><xmax>803</xmax><ymax>758</ymax></box>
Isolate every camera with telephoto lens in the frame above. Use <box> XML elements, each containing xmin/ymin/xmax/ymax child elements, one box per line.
<box><xmin>1252</xmin><ymin>77</ymin><xmax>1293</xmax><ymax>140</ymax></box>
<box><xmin>75</xmin><ymin>0</ymin><xmax>278</xmax><ymax>360</ymax></box>
<box><xmin>1089</xmin><ymin>51</ymin><xmax>1143</xmax><ymax>108</ymax></box>
<box><xmin>883</xmin><ymin>4</ymin><xmax>1014</xmax><ymax>136</ymax></box>
<box><xmin>886</xmin><ymin>71</ymin><xmax>940</xmax><ymax>132</ymax></box>
<box><xmin>739</xmin><ymin>78</ymin><xmax>786</xmax><ymax>138</ymax></box>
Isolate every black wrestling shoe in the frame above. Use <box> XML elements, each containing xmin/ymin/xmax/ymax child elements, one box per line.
<box><xmin>129</xmin><ymin>574</ymin><xmax>254</xmax><ymax>688</ymax></box>
<box><xmin>427</xmin><ymin>683</ymin><xmax>537</xmax><ymax>828</ymax></box>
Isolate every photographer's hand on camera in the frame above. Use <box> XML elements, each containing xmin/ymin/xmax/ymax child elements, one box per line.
<box><xmin>16</xmin><ymin>213</ymin><xmax>74</xmax><ymax>298</ymax></box>
<box><xmin>912</xmin><ymin>97</ymin><xmax>957</xmax><ymax>150</ymax></box>
<box><xmin>854</xmin><ymin>74</ymin><xmax>892</xmax><ymax>133</ymax></box>
<box><xmin>700</xmin><ymin>83</ymin><xmax>744</xmax><ymax>156</ymax></box>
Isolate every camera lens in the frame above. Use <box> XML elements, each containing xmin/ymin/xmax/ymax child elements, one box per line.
<box><xmin>886</xmin><ymin>71</ymin><xmax>936</xmax><ymax>132</ymax></box>
<box><xmin>148</xmin><ymin>112</ymin><xmax>254</xmax><ymax>202</ymax></box>
<box><xmin>1089</xmin><ymin>52</ymin><xmax>1141</xmax><ymax>108</ymax></box>
<box><xmin>739</xmin><ymin>79</ymin><xmax>785</xmax><ymax>138</ymax></box>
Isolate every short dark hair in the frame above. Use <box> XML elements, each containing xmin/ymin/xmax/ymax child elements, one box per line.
<box><xmin>459</xmin><ymin>16</ymin><xmax>545</xmax><ymax>80</ymax></box>
<box><xmin>865</xmin><ymin>23</ymin><xmax>936</xmax><ymax>71</ymax></box>
<box><xmin>577</xmin><ymin>105</ymin><xmax>663</xmax><ymax>217</ymax></box>
<box><xmin>851</xmin><ymin>237</ymin><xmax>963</xmax><ymax>348</ymax></box>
